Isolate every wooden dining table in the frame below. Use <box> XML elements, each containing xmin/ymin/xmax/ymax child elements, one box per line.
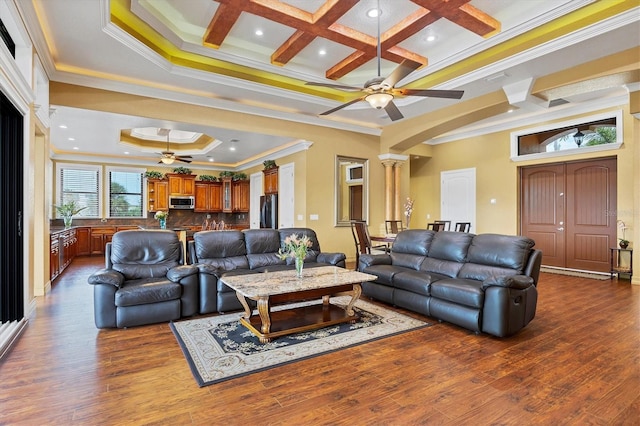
<box><xmin>371</xmin><ymin>234</ymin><xmax>396</xmax><ymax>243</ymax></box>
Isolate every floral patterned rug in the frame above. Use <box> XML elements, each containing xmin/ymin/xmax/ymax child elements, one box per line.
<box><xmin>170</xmin><ymin>296</ymin><xmax>431</xmax><ymax>387</ymax></box>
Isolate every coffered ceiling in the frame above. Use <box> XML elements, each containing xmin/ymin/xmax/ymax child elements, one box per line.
<box><xmin>18</xmin><ymin>0</ymin><xmax>640</xmax><ymax>169</ymax></box>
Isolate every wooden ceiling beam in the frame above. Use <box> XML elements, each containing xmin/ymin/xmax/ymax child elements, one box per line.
<box><xmin>203</xmin><ymin>1</ymin><xmax>248</xmax><ymax>49</ymax></box>
<box><xmin>411</xmin><ymin>0</ymin><xmax>500</xmax><ymax>37</ymax></box>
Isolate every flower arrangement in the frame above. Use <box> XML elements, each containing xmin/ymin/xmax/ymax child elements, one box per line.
<box><xmin>154</xmin><ymin>210</ymin><xmax>168</xmax><ymax>220</ymax></box>
<box><xmin>617</xmin><ymin>220</ymin><xmax>630</xmax><ymax>247</ymax></box>
<box><xmin>54</xmin><ymin>200</ymin><xmax>87</xmax><ymax>217</ymax></box>
<box><xmin>278</xmin><ymin>233</ymin><xmax>313</xmax><ymax>277</ymax></box>
<box><xmin>404</xmin><ymin>197</ymin><xmax>414</xmax><ymax>228</ymax></box>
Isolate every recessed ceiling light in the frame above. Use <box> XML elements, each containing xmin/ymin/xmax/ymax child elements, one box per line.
<box><xmin>59</xmin><ymin>124</ymin><xmax>67</xmax><ymax>129</ymax></box>
<box><xmin>426</xmin><ymin>35</ymin><xmax>436</xmax><ymax>42</ymax></box>
<box><xmin>230</xmin><ymin>146</ymin><xmax>236</xmax><ymax>151</ymax></box>
<box><xmin>208</xmin><ymin>158</ymin><xmax>214</xmax><ymax>162</ymax></box>
<box><xmin>508</xmin><ymin>109</ymin><xmax>514</xmax><ymax>113</ymax></box>
<box><xmin>366</xmin><ymin>8</ymin><xmax>381</xmax><ymax>18</ymax></box>
<box><xmin>72</xmin><ymin>147</ymin><xmax>79</xmax><ymax>150</ymax></box>
<box><xmin>68</xmin><ymin>137</ymin><xmax>75</xmax><ymax>141</ymax></box>
<box><xmin>255</xmin><ymin>29</ymin><xmax>263</xmax><ymax>36</ymax></box>
<box><xmin>124</xmin><ymin>151</ymin><xmax>129</xmax><ymax>155</ymax></box>
<box><xmin>319</xmin><ymin>49</ymin><xmax>326</xmax><ymax>56</ymax></box>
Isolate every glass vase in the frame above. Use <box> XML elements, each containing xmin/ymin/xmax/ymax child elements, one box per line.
<box><xmin>159</xmin><ymin>218</ymin><xmax>166</xmax><ymax>229</ymax></box>
<box><xmin>63</xmin><ymin>216</ymin><xmax>73</xmax><ymax>229</ymax></box>
<box><xmin>295</xmin><ymin>256</ymin><xmax>304</xmax><ymax>278</ymax></box>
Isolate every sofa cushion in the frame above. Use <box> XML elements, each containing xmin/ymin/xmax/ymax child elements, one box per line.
<box><xmin>198</xmin><ymin>256</ymin><xmax>249</xmax><ymax>271</ymax></box>
<box><xmin>110</xmin><ymin>230</ymin><xmax>181</xmax><ymax>280</ymax></box>
<box><xmin>391</xmin><ymin>230</ymin><xmax>435</xmax><ymax>257</ymax></box>
<box><xmin>420</xmin><ymin>257</ymin><xmax>464</xmax><ymax>278</ymax></box>
<box><xmin>243</xmin><ymin>229</ymin><xmax>281</xmax><ymax>254</ymax></box>
<box><xmin>428</xmin><ymin>231</ymin><xmax>474</xmax><ymax>262</ymax></box>
<box><xmin>392</xmin><ymin>270</ymin><xmax>448</xmax><ymax>296</ymax></box>
<box><xmin>464</xmin><ymin>234</ymin><xmax>535</xmax><ymax>271</ymax></box>
<box><xmin>390</xmin><ymin>252</ymin><xmax>426</xmax><ymax>270</ymax></box>
<box><xmin>193</xmin><ymin>230</ymin><xmax>247</xmax><ymax>259</ymax></box>
<box><xmin>360</xmin><ymin>264</ymin><xmax>404</xmax><ymax>285</ymax></box>
<box><xmin>430</xmin><ymin>278</ymin><xmax>484</xmax><ymax>308</ymax></box>
<box><xmin>115</xmin><ymin>278</ymin><xmax>181</xmax><ymax>307</ymax></box>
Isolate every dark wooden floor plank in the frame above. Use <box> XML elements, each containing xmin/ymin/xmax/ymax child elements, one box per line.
<box><xmin>0</xmin><ymin>256</ymin><xmax>638</xmax><ymax>425</ymax></box>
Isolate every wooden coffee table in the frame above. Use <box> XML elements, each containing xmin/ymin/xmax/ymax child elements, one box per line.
<box><xmin>220</xmin><ymin>266</ymin><xmax>377</xmax><ymax>343</ymax></box>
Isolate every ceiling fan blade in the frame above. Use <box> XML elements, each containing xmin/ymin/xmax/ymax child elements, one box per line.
<box><xmin>319</xmin><ymin>96</ymin><xmax>366</xmax><ymax>116</ymax></box>
<box><xmin>398</xmin><ymin>89</ymin><xmax>464</xmax><ymax>99</ymax></box>
<box><xmin>382</xmin><ymin>59</ymin><xmax>422</xmax><ymax>88</ymax></box>
<box><xmin>384</xmin><ymin>100</ymin><xmax>404</xmax><ymax>121</ymax></box>
<box><xmin>306</xmin><ymin>81</ymin><xmax>363</xmax><ymax>92</ymax></box>
<box><xmin>176</xmin><ymin>155</ymin><xmax>192</xmax><ymax>159</ymax></box>
<box><xmin>176</xmin><ymin>158</ymin><xmax>192</xmax><ymax>163</ymax></box>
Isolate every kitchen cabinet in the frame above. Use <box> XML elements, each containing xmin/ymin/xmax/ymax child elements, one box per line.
<box><xmin>50</xmin><ymin>228</ymin><xmax>78</xmax><ymax>282</ymax></box>
<box><xmin>232</xmin><ymin>180</ymin><xmax>250</xmax><ymax>212</ymax></box>
<box><xmin>167</xmin><ymin>173</ymin><xmax>196</xmax><ymax>196</ymax></box>
<box><xmin>194</xmin><ymin>181</ymin><xmax>223</xmax><ymax>212</ymax></box>
<box><xmin>222</xmin><ymin>178</ymin><xmax>232</xmax><ymax>213</ymax></box>
<box><xmin>76</xmin><ymin>227</ymin><xmax>91</xmax><ymax>256</ymax></box>
<box><xmin>263</xmin><ymin>167</ymin><xmax>278</xmax><ymax>195</ymax></box>
<box><xmin>147</xmin><ymin>179</ymin><xmax>168</xmax><ymax>212</ymax></box>
<box><xmin>90</xmin><ymin>226</ymin><xmax>115</xmax><ymax>255</ymax></box>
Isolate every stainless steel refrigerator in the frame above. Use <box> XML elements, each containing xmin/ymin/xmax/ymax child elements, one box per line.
<box><xmin>260</xmin><ymin>194</ymin><xmax>278</xmax><ymax>229</ymax></box>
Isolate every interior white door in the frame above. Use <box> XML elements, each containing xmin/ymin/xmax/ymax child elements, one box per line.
<box><xmin>249</xmin><ymin>172</ymin><xmax>262</xmax><ymax>229</ymax></box>
<box><xmin>278</xmin><ymin>163</ymin><xmax>295</xmax><ymax>228</ymax></box>
<box><xmin>441</xmin><ymin>168</ymin><xmax>476</xmax><ymax>232</ymax></box>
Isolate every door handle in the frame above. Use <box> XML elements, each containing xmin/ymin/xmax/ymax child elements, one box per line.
<box><xmin>557</xmin><ymin>227</ymin><xmax>564</xmax><ymax>231</ymax></box>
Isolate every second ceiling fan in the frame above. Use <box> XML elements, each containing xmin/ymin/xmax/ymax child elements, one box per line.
<box><xmin>306</xmin><ymin>2</ymin><xmax>464</xmax><ymax>121</ymax></box>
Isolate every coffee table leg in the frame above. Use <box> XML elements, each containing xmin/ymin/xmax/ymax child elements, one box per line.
<box><xmin>236</xmin><ymin>291</ymin><xmax>252</xmax><ymax>319</ymax></box>
<box><xmin>345</xmin><ymin>283</ymin><xmax>362</xmax><ymax>317</ymax></box>
<box><xmin>257</xmin><ymin>297</ymin><xmax>272</xmax><ymax>343</ymax></box>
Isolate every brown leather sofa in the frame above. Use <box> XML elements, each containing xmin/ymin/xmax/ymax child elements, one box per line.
<box><xmin>88</xmin><ymin>230</ymin><xmax>199</xmax><ymax>328</ymax></box>
<box><xmin>188</xmin><ymin>228</ymin><xmax>346</xmax><ymax>314</ymax></box>
<box><xmin>358</xmin><ymin>230</ymin><xmax>542</xmax><ymax>337</ymax></box>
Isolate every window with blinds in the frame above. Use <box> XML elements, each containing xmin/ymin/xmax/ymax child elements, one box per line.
<box><xmin>58</xmin><ymin>166</ymin><xmax>100</xmax><ymax>217</ymax></box>
<box><xmin>108</xmin><ymin>169</ymin><xmax>144</xmax><ymax>217</ymax></box>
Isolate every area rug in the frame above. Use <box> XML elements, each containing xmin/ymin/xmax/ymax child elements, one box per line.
<box><xmin>170</xmin><ymin>296</ymin><xmax>430</xmax><ymax>387</ymax></box>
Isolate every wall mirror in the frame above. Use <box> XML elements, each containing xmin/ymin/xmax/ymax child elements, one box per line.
<box><xmin>335</xmin><ymin>155</ymin><xmax>368</xmax><ymax>226</ymax></box>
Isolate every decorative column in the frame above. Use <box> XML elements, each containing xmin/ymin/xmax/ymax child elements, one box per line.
<box><xmin>380</xmin><ymin>159</ymin><xmax>396</xmax><ymax>221</ymax></box>
<box><xmin>378</xmin><ymin>154</ymin><xmax>409</xmax><ymax>221</ymax></box>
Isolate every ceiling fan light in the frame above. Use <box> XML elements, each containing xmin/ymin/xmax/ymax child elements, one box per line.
<box><xmin>365</xmin><ymin>92</ymin><xmax>393</xmax><ymax>109</ymax></box>
<box><xmin>160</xmin><ymin>157</ymin><xmax>175</xmax><ymax>165</ymax></box>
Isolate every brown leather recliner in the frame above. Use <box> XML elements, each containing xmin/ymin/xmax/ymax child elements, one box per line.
<box><xmin>88</xmin><ymin>230</ymin><xmax>199</xmax><ymax>328</ymax></box>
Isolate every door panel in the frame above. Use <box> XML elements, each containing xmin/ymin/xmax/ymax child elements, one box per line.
<box><xmin>565</xmin><ymin>159</ymin><xmax>616</xmax><ymax>272</ymax></box>
<box><xmin>441</xmin><ymin>168</ymin><xmax>476</xmax><ymax>232</ymax></box>
<box><xmin>521</xmin><ymin>164</ymin><xmax>565</xmax><ymax>267</ymax></box>
<box><xmin>521</xmin><ymin>158</ymin><xmax>616</xmax><ymax>272</ymax></box>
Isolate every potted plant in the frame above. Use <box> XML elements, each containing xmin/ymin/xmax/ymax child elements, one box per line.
<box><xmin>144</xmin><ymin>170</ymin><xmax>165</xmax><ymax>179</ymax></box>
<box><xmin>263</xmin><ymin>160</ymin><xmax>277</xmax><ymax>170</ymax></box>
<box><xmin>198</xmin><ymin>174</ymin><xmax>217</xmax><ymax>182</ymax></box>
<box><xmin>219</xmin><ymin>171</ymin><xmax>234</xmax><ymax>179</ymax></box>
<box><xmin>233</xmin><ymin>172</ymin><xmax>247</xmax><ymax>181</ymax></box>
<box><xmin>53</xmin><ymin>200</ymin><xmax>87</xmax><ymax>228</ymax></box>
<box><xmin>617</xmin><ymin>220</ymin><xmax>630</xmax><ymax>248</ymax></box>
<box><xmin>172</xmin><ymin>166</ymin><xmax>192</xmax><ymax>175</ymax></box>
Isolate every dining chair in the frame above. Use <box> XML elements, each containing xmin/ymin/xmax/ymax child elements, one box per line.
<box><xmin>454</xmin><ymin>222</ymin><xmax>471</xmax><ymax>232</ymax></box>
<box><xmin>385</xmin><ymin>220</ymin><xmax>404</xmax><ymax>234</ymax></box>
<box><xmin>350</xmin><ymin>220</ymin><xmax>388</xmax><ymax>266</ymax></box>
<box><xmin>434</xmin><ymin>220</ymin><xmax>451</xmax><ymax>231</ymax></box>
<box><xmin>427</xmin><ymin>222</ymin><xmax>446</xmax><ymax>232</ymax></box>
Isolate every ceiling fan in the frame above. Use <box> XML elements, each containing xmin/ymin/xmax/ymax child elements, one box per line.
<box><xmin>306</xmin><ymin>2</ymin><xmax>463</xmax><ymax>121</ymax></box>
<box><xmin>156</xmin><ymin>129</ymin><xmax>192</xmax><ymax>164</ymax></box>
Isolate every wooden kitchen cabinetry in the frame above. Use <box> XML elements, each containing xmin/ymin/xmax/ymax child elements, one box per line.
<box><xmin>50</xmin><ymin>228</ymin><xmax>78</xmax><ymax>282</ymax></box>
<box><xmin>194</xmin><ymin>181</ymin><xmax>223</xmax><ymax>212</ymax></box>
<box><xmin>167</xmin><ymin>173</ymin><xmax>196</xmax><ymax>196</ymax></box>
<box><xmin>147</xmin><ymin>179</ymin><xmax>169</xmax><ymax>212</ymax></box>
<box><xmin>263</xmin><ymin>166</ymin><xmax>278</xmax><ymax>195</ymax></box>
<box><xmin>76</xmin><ymin>227</ymin><xmax>91</xmax><ymax>256</ymax></box>
<box><xmin>232</xmin><ymin>180</ymin><xmax>250</xmax><ymax>212</ymax></box>
<box><xmin>90</xmin><ymin>226</ymin><xmax>115</xmax><ymax>255</ymax></box>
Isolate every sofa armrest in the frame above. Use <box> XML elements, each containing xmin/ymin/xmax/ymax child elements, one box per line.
<box><xmin>195</xmin><ymin>263</ymin><xmax>222</xmax><ymax>277</ymax></box>
<box><xmin>317</xmin><ymin>252</ymin><xmax>347</xmax><ymax>265</ymax></box>
<box><xmin>167</xmin><ymin>265</ymin><xmax>199</xmax><ymax>283</ymax></box>
<box><xmin>87</xmin><ymin>269</ymin><xmax>124</xmax><ymax>287</ymax></box>
<box><xmin>482</xmin><ymin>274</ymin><xmax>534</xmax><ymax>290</ymax></box>
<box><xmin>358</xmin><ymin>253</ymin><xmax>392</xmax><ymax>268</ymax></box>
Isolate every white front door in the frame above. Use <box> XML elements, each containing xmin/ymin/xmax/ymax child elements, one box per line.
<box><xmin>249</xmin><ymin>172</ymin><xmax>262</xmax><ymax>229</ymax></box>
<box><xmin>278</xmin><ymin>163</ymin><xmax>295</xmax><ymax>228</ymax></box>
<box><xmin>441</xmin><ymin>168</ymin><xmax>476</xmax><ymax>232</ymax></box>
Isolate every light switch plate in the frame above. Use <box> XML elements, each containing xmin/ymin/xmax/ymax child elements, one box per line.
<box><xmin>310</xmin><ymin>214</ymin><xmax>319</xmax><ymax>220</ymax></box>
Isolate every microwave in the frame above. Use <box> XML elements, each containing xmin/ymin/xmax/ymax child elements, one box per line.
<box><xmin>169</xmin><ymin>196</ymin><xmax>195</xmax><ymax>209</ymax></box>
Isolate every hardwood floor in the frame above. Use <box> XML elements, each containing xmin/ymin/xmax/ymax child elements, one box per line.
<box><xmin>1</xmin><ymin>256</ymin><xmax>639</xmax><ymax>425</ymax></box>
